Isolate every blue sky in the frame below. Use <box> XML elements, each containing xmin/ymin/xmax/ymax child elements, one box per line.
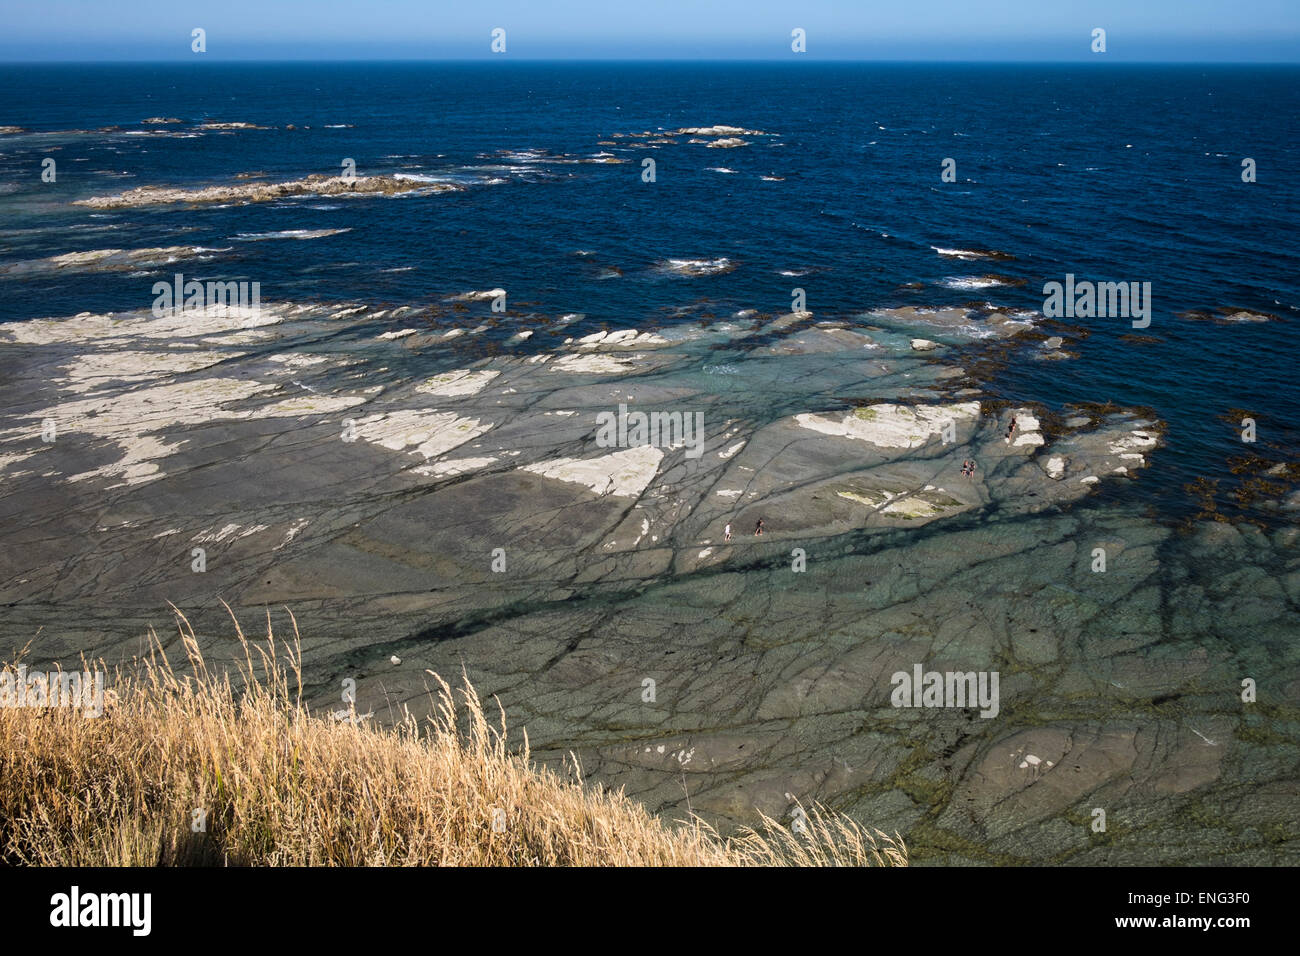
<box><xmin>1</xmin><ymin>0</ymin><xmax>1297</xmax><ymax>61</ymax></box>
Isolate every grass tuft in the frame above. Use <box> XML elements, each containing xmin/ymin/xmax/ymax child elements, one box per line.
<box><xmin>0</xmin><ymin>607</ymin><xmax>906</xmax><ymax>867</ymax></box>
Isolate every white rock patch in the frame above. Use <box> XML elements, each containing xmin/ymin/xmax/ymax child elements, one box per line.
<box><xmin>416</xmin><ymin>369</ymin><xmax>500</xmax><ymax>397</ymax></box>
<box><xmin>523</xmin><ymin>445</ymin><xmax>663</xmax><ymax>498</ymax></box>
<box><xmin>551</xmin><ymin>353</ymin><xmax>642</xmax><ymax>374</ymax></box>
<box><xmin>352</xmin><ymin>411</ymin><xmax>492</xmax><ymax>462</ymax></box>
<box><xmin>274</xmin><ymin>518</ymin><xmax>310</xmax><ymax>550</ymax></box>
<box><xmin>414</xmin><ymin>456</ymin><xmax>498</xmax><ymax>478</ymax></box>
<box><xmin>796</xmin><ymin>402</ymin><xmax>980</xmax><ymax>449</ymax></box>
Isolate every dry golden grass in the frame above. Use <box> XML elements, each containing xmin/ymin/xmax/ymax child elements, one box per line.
<box><xmin>0</xmin><ymin>608</ymin><xmax>907</xmax><ymax>867</ymax></box>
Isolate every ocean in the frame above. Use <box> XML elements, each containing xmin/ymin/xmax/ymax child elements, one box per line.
<box><xmin>2</xmin><ymin>62</ymin><xmax>1297</xmax><ymax>514</ymax></box>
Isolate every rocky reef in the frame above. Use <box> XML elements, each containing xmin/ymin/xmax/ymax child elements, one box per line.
<box><xmin>73</xmin><ymin>173</ymin><xmax>458</xmax><ymax>209</ymax></box>
<box><xmin>0</xmin><ymin>298</ymin><xmax>1295</xmax><ymax>865</ymax></box>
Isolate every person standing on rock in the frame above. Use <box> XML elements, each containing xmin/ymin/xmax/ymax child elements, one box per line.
<box><xmin>754</xmin><ymin>519</ymin><xmax>764</xmax><ymax>536</ymax></box>
<box><xmin>724</xmin><ymin>523</ymin><xmax>732</xmax><ymax>542</ymax></box>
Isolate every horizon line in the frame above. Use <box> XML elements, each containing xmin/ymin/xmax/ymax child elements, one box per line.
<box><xmin>3</xmin><ymin>57</ymin><xmax>1299</xmax><ymax>65</ymax></box>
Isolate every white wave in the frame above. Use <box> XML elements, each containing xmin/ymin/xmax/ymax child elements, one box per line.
<box><xmin>657</xmin><ymin>257</ymin><xmax>735</xmax><ymax>277</ymax></box>
<box><xmin>234</xmin><ymin>228</ymin><xmax>351</xmax><ymax>241</ymax></box>
<box><xmin>499</xmin><ymin>149</ymin><xmax>549</xmax><ymax>163</ymax></box>
<box><xmin>397</xmin><ymin>167</ymin><xmax>518</xmax><ymax>187</ymax></box>
<box><xmin>942</xmin><ymin>276</ymin><xmax>1014</xmax><ymax>290</ymax></box>
<box><xmin>931</xmin><ymin>246</ymin><xmax>1013</xmax><ymax>261</ymax></box>
<box><xmin>394</xmin><ymin>172</ymin><xmax>458</xmax><ymax>184</ymax></box>
<box><xmin>446</xmin><ymin>288</ymin><xmax>506</xmax><ymax>302</ymax></box>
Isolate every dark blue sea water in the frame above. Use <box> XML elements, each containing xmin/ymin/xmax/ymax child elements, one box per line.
<box><xmin>2</xmin><ymin>62</ymin><xmax>1297</xmax><ymax>514</ymax></box>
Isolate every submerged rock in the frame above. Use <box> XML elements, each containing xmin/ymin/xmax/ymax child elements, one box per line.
<box><xmin>0</xmin><ymin>245</ymin><xmax>228</xmax><ymax>276</ymax></box>
<box><xmin>1179</xmin><ymin>306</ymin><xmax>1279</xmax><ymax>324</ymax></box>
